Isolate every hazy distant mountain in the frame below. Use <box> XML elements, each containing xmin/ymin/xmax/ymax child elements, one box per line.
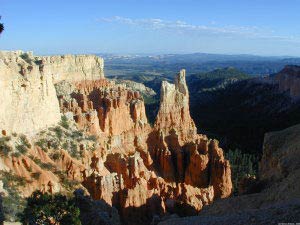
<box><xmin>98</xmin><ymin>53</ymin><xmax>300</xmax><ymax>76</ymax></box>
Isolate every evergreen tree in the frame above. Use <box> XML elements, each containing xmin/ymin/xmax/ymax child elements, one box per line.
<box><xmin>226</xmin><ymin>149</ymin><xmax>257</xmax><ymax>195</ymax></box>
<box><xmin>20</xmin><ymin>191</ymin><xmax>81</xmax><ymax>225</ymax></box>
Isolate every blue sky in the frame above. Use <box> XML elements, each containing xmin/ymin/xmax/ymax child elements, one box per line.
<box><xmin>1</xmin><ymin>0</ymin><xmax>300</xmax><ymax>56</ymax></box>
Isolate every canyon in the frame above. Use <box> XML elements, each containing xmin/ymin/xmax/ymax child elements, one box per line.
<box><xmin>0</xmin><ymin>51</ymin><xmax>232</xmax><ymax>224</ymax></box>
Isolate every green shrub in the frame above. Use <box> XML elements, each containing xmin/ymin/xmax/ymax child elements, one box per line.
<box><xmin>0</xmin><ymin>136</ymin><xmax>12</xmax><ymax>156</ymax></box>
<box><xmin>11</xmin><ymin>152</ymin><xmax>21</xmax><ymax>158</ymax></box>
<box><xmin>53</xmin><ymin>126</ymin><xmax>63</xmax><ymax>140</ymax></box>
<box><xmin>60</xmin><ymin>115</ymin><xmax>70</xmax><ymax>129</ymax></box>
<box><xmin>87</xmin><ymin>135</ymin><xmax>97</xmax><ymax>142</ymax></box>
<box><xmin>1</xmin><ymin>171</ymin><xmax>26</xmax><ymax>220</ymax></box>
<box><xmin>16</xmin><ymin>144</ymin><xmax>27</xmax><ymax>154</ymax></box>
<box><xmin>31</xmin><ymin>172</ymin><xmax>41</xmax><ymax>180</ymax></box>
<box><xmin>20</xmin><ymin>53</ymin><xmax>32</xmax><ymax>64</ymax></box>
<box><xmin>41</xmin><ymin>162</ymin><xmax>55</xmax><ymax>170</ymax></box>
<box><xmin>71</xmin><ymin>130</ymin><xmax>83</xmax><ymax>139</ymax></box>
<box><xmin>30</xmin><ymin>156</ymin><xmax>55</xmax><ymax>170</ymax></box>
<box><xmin>62</xmin><ymin>141</ymin><xmax>69</xmax><ymax>150</ymax></box>
<box><xmin>69</xmin><ymin>142</ymin><xmax>79</xmax><ymax>159</ymax></box>
<box><xmin>19</xmin><ymin>135</ymin><xmax>31</xmax><ymax>148</ymax></box>
<box><xmin>1</xmin><ymin>171</ymin><xmax>27</xmax><ymax>188</ymax></box>
<box><xmin>54</xmin><ymin>171</ymin><xmax>80</xmax><ymax>190</ymax></box>
<box><xmin>50</xmin><ymin>152</ymin><xmax>61</xmax><ymax>160</ymax></box>
<box><xmin>35</xmin><ymin>139</ymin><xmax>48</xmax><ymax>152</ymax></box>
<box><xmin>48</xmin><ymin>139</ymin><xmax>60</xmax><ymax>149</ymax></box>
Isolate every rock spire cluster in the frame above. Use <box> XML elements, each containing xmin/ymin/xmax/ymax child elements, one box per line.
<box><xmin>0</xmin><ymin>51</ymin><xmax>232</xmax><ymax>225</ymax></box>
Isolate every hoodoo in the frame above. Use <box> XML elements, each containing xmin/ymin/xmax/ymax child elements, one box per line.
<box><xmin>154</xmin><ymin>69</ymin><xmax>197</xmax><ymax>143</ymax></box>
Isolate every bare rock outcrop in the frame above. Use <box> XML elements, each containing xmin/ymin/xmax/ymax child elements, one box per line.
<box><xmin>0</xmin><ymin>51</ymin><xmax>105</xmax><ymax>135</ymax></box>
<box><xmin>40</xmin><ymin>54</ymin><xmax>105</xmax><ymax>83</ymax></box>
<box><xmin>0</xmin><ymin>51</ymin><xmax>61</xmax><ymax>135</ymax></box>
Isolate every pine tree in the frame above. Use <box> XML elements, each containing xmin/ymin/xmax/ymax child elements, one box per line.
<box><xmin>226</xmin><ymin>149</ymin><xmax>257</xmax><ymax>194</ymax></box>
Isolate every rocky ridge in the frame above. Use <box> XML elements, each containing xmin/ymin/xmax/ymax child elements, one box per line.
<box><xmin>0</xmin><ymin>51</ymin><xmax>232</xmax><ymax>224</ymax></box>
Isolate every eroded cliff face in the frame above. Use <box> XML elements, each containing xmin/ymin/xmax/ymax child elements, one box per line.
<box><xmin>0</xmin><ymin>51</ymin><xmax>61</xmax><ymax>136</ymax></box>
<box><xmin>0</xmin><ymin>51</ymin><xmax>105</xmax><ymax>136</ymax></box>
<box><xmin>0</xmin><ymin>51</ymin><xmax>232</xmax><ymax>225</ymax></box>
<box><xmin>261</xmin><ymin>65</ymin><xmax>300</xmax><ymax>101</ymax></box>
<box><xmin>273</xmin><ymin>65</ymin><xmax>300</xmax><ymax>101</ymax></box>
<box><xmin>41</xmin><ymin>54</ymin><xmax>105</xmax><ymax>83</ymax></box>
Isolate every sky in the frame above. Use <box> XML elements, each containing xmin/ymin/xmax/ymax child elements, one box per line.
<box><xmin>0</xmin><ymin>0</ymin><xmax>300</xmax><ymax>56</ymax></box>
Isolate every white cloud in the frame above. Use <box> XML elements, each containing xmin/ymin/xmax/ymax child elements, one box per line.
<box><xmin>97</xmin><ymin>16</ymin><xmax>300</xmax><ymax>43</ymax></box>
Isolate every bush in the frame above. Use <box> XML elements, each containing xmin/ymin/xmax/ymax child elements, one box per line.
<box><xmin>29</xmin><ymin>156</ymin><xmax>55</xmax><ymax>170</ymax></box>
<box><xmin>19</xmin><ymin>135</ymin><xmax>31</xmax><ymax>148</ymax></box>
<box><xmin>35</xmin><ymin>139</ymin><xmax>48</xmax><ymax>152</ymax></box>
<box><xmin>62</xmin><ymin>141</ymin><xmax>69</xmax><ymax>150</ymax></box>
<box><xmin>0</xmin><ymin>136</ymin><xmax>12</xmax><ymax>156</ymax></box>
<box><xmin>53</xmin><ymin>126</ymin><xmax>63</xmax><ymax>140</ymax></box>
<box><xmin>50</xmin><ymin>152</ymin><xmax>61</xmax><ymax>160</ymax></box>
<box><xmin>0</xmin><ymin>171</ymin><xmax>26</xmax><ymax>221</ymax></box>
<box><xmin>60</xmin><ymin>115</ymin><xmax>70</xmax><ymax>129</ymax></box>
<box><xmin>54</xmin><ymin>171</ymin><xmax>80</xmax><ymax>191</ymax></box>
<box><xmin>31</xmin><ymin>172</ymin><xmax>41</xmax><ymax>180</ymax></box>
<box><xmin>87</xmin><ymin>135</ymin><xmax>97</xmax><ymax>142</ymax></box>
<box><xmin>11</xmin><ymin>152</ymin><xmax>21</xmax><ymax>158</ymax></box>
<box><xmin>20</xmin><ymin>191</ymin><xmax>81</xmax><ymax>225</ymax></box>
<box><xmin>16</xmin><ymin>144</ymin><xmax>27</xmax><ymax>154</ymax></box>
<box><xmin>20</xmin><ymin>53</ymin><xmax>32</xmax><ymax>64</ymax></box>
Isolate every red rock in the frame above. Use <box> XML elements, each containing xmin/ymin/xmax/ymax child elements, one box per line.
<box><xmin>1</xmin><ymin>68</ymin><xmax>232</xmax><ymax>225</ymax></box>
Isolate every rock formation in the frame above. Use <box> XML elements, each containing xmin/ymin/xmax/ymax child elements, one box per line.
<box><xmin>159</xmin><ymin>123</ymin><xmax>300</xmax><ymax>225</ymax></box>
<box><xmin>0</xmin><ymin>51</ymin><xmax>105</xmax><ymax>135</ymax></box>
<box><xmin>0</xmin><ymin>51</ymin><xmax>61</xmax><ymax>136</ymax></box>
<box><xmin>273</xmin><ymin>65</ymin><xmax>300</xmax><ymax>101</ymax></box>
<box><xmin>154</xmin><ymin>69</ymin><xmax>196</xmax><ymax>143</ymax></box>
<box><xmin>0</xmin><ymin>51</ymin><xmax>232</xmax><ymax>225</ymax></box>
<box><xmin>113</xmin><ymin>79</ymin><xmax>156</xmax><ymax>97</ymax></box>
<box><xmin>260</xmin><ymin>65</ymin><xmax>300</xmax><ymax>101</ymax></box>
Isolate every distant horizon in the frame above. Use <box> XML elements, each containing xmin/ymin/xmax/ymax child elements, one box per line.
<box><xmin>1</xmin><ymin>48</ymin><xmax>300</xmax><ymax>58</ymax></box>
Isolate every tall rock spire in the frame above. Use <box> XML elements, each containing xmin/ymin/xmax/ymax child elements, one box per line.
<box><xmin>155</xmin><ymin>69</ymin><xmax>196</xmax><ymax>143</ymax></box>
